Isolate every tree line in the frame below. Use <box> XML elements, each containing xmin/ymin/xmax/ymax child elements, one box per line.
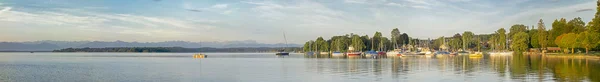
<box><xmin>435</xmin><ymin>2</ymin><xmax>600</xmax><ymax>54</ymax></box>
<box><xmin>303</xmin><ymin>1</ymin><xmax>600</xmax><ymax>54</ymax></box>
<box><xmin>303</xmin><ymin>28</ymin><xmax>415</xmax><ymax>52</ymax></box>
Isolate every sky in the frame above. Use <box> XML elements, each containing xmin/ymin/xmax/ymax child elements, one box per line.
<box><xmin>0</xmin><ymin>0</ymin><xmax>597</xmax><ymax>44</ymax></box>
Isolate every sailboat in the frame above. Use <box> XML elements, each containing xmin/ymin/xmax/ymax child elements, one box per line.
<box><xmin>276</xmin><ymin>31</ymin><xmax>290</xmax><ymax>55</ymax></box>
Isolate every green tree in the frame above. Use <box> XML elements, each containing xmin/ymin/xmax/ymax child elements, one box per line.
<box><xmin>303</xmin><ymin>41</ymin><xmax>314</xmax><ymax>52</ymax></box>
<box><xmin>371</xmin><ymin>32</ymin><xmax>382</xmax><ymax>50</ymax></box>
<box><xmin>351</xmin><ymin>34</ymin><xmax>365</xmax><ymax>51</ymax></box>
<box><xmin>330</xmin><ymin>35</ymin><xmax>350</xmax><ymax>52</ymax></box>
<box><xmin>448</xmin><ymin>38</ymin><xmax>462</xmax><ymax>51</ymax></box>
<box><xmin>475</xmin><ymin>37</ymin><xmax>482</xmax><ymax>52</ymax></box>
<box><xmin>497</xmin><ymin>28</ymin><xmax>507</xmax><ymax>51</ymax></box>
<box><xmin>361</xmin><ymin>35</ymin><xmax>371</xmax><ymax>51</ymax></box>
<box><xmin>557</xmin><ymin>33</ymin><xmax>577</xmax><ymax>53</ymax></box>
<box><xmin>509</xmin><ymin>24</ymin><xmax>528</xmax><ymax>38</ymax></box>
<box><xmin>400</xmin><ymin>33</ymin><xmax>409</xmax><ymax>46</ymax></box>
<box><xmin>555</xmin><ymin>34</ymin><xmax>565</xmax><ymax>52</ymax></box>
<box><xmin>579</xmin><ymin>31</ymin><xmax>600</xmax><ymax>54</ymax></box>
<box><xmin>529</xmin><ymin>29</ymin><xmax>540</xmax><ymax>48</ymax></box>
<box><xmin>433</xmin><ymin>37</ymin><xmax>444</xmax><ymax>50</ymax></box>
<box><xmin>315</xmin><ymin>37</ymin><xmax>329</xmax><ymax>52</ymax></box>
<box><xmin>391</xmin><ymin>28</ymin><xmax>401</xmax><ymax>48</ymax></box>
<box><xmin>569</xmin><ymin>17</ymin><xmax>586</xmax><ymax>33</ymax></box>
<box><xmin>462</xmin><ymin>31</ymin><xmax>474</xmax><ymax>51</ymax></box>
<box><xmin>538</xmin><ymin>19</ymin><xmax>549</xmax><ymax>49</ymax></box>
<box><xmin>549</xmin><ymin>18</ymin><xmax>568</xmax><ymax>47</ymax></box>
<box><xmin>511</xmin><ymin>32</ymin><xmax>529</xmax><ymax>52</ymax></box>
<box><xmin>380</xmin><ymin>37</ymin><xmax>391</xmax><ymax>51</ymax></box>
<box><xmin>489</xmin><ymin>34</ymin><xmax>497</xmax><ymax>51</ymax></box>
<box><xmin>589</xmin><ymin>1</ymin><xmax>600</xmax><ymax>33</ymax></box>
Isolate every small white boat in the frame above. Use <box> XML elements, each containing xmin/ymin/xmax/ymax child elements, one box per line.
<box><xmin>332</xmin><ymin>52</ymin><xmax>344</xmax><ymax>57</ymax></box>
<box><xmin>387</xmin><ymin>49</ymin><xmax>402</xmax><ymax>57</ymax></box>
<box><xmin>319</xmin><ymin>52</ymin><xmax>330</xmax><ymax>55</ymax></box>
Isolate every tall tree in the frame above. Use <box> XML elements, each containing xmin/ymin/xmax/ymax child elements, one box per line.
<box><xmin>351</xmin><ymin>35</ymin><xmax>365</xmax><ymax>51</ymax></box>
<box><xmin>361</xmin><ymin>35</ymin><xmax>371</xmax><ymax>51</ymax></box>
<box><xmin>449</xmin><ymin>38</ymin><xmax>462</xmax><ymax>52</ymax></box>
<box><xmin>549</xmin><ymin>18</ymin><xmax>568</xmax><ymax>47</ymax></box>
<box><xmin>462</xmin><ymin>31</ymin><xmax>474</xmax><ymax>51</ymax></box>
<box><xmin>555</xmin><ymin>34</ymin><xmax>565</xmax><ymax>52</ymax></box>
<box><xmin>315</xmin><ymin>37</ymin><xmax>329</xmax><ymax>52</ymax></box>
<box><xmin>497</xmin><ymin>28</ymin><xmax>507</xmax><ymax>51</ymax></box>
<box><xmin>529</xmin><ymin>29</ymin><xmax>540</xmax><ymax>48</ymax></box>
<box><xmin>400</xmin><ymin>33</ymin><xmax>410</xmax><ymax>46</ymax></box>
<box><xmin>433</xmin><ymin>37</ymin><xmax>444</xmax><ymax>50</ymax></box>
<box><xmin>303</xmin><ymin>41</ymin><xmax>314</xmax><ymax>52</ymax></box>
<box><xmin>579</xmin><ymin>31</ymin><xmax>600</xmax><ymax>54</ymax></box>
<box><xmin>380</xmin><ymin>37</ymin><xmax>391</xmax><ymax>51</ymax></box>
<box><xmin>475</xmin><ymin>37</ymin><xmax>482</xmax><ymax>52</ymax></box>
<box><xmin>569</xmin><ymin>17</ymin><xmax>586</xmax><ymax>33</ymax></box>
<box><xmin>509</xmin><ymin>24</ymin><xmax>528</xmax><ymax>38</ymax></box>
<box><xmin>558</xmin><ymin>33</ymin><xmax>577</xmax><ymax>53</ymax></box>
<box><xmin>489</xmin><ymin>34</ymin><xmax>497</xmax><ymax>51</ymax></box>
<box><xmin>538</xmin><ymin>19</ymin><xmax>549</xmax><ymax>49</ymax></box>
<box><xmin>371</xmin><ymin>32</ymin><xmax>383</xmax><ymax>50</ymax></box>
<box><xmin>589</xmin><ymin>0</ymin><xmax>600</xmax><ymax>33</ymax></box>
<box><xmin>511</xmin><ymin>32</ymin><xmax>529</xmax><ymax>53</ymax></box>
<box><xmin>391</xmin><ymin>28</ymin><xmax>401</xmax><ymax>48</ymax></box>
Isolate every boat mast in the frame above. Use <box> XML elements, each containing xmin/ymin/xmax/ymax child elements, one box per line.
<box><xmin>283</xmin><ymin>31</ymin><xmax>289</xmax><ymax>51</ymax></box>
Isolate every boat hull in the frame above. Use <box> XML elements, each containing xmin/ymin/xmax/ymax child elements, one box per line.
<box><xmin>276</xmin><ymin>52</ymin><xmax>290</xmax><ymax>55</ymax></box>
<box><xmin>347</xmin><ymin>53</ymin><xmax>361</xmax><ymax>57</ymax></box>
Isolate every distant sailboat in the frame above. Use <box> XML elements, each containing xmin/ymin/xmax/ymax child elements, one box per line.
<box><xmin>276</xmin><ymin>31</ymin><xmax>290</xmax><ymax>55</ymax></box>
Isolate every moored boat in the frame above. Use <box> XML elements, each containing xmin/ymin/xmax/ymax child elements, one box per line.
<box><xmin>347</xmin><ymin>52</ymin><xmax>361</xmax><ymax>57</ymax></box>
<box><xmin>276</xmin><ymin>52</ymin><xmax>290</xmax><ymax>55</ymax></box>
<box><xmin>387</xmin><ymin>49</ymin><xmax>403</xmax><ymax>57</ymax></box>
<box><xmin>319</xmin><ymin>52</ymin><xmax>330</xmax><ymax>55</ymax></box>
<box><xmin>469</xmin><ymin>52</ymin><xmax>483</xmax><ymax>57</ymax></box>
<box><xmin>332</xmin><ymin>52</ymin><xmax>344</xmax><ymax>57</ymax></box>
<box><xmin>193</xmin><ymin>54</ymin><xmax>207</xmax><ymax>58</ymax></box>
<box><xmin>365</xmin><ymin>51</ymin><xmax>377</xmax><ymax>57</ymax></box>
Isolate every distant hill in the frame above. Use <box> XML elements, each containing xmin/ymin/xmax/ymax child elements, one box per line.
<box><xmin>0</xmin><ymin>42</ymin><xmax>60</xmax><ymax>51</ymax></box>
<box><xmin>0</xmin><ymin>40</ymin><xmax>301</xmax><ymax>51</ymax></box>
<box><xmin>53</xmin><ymin>47</ymin><xmax>302</xmax><ymax>53</ymax></box>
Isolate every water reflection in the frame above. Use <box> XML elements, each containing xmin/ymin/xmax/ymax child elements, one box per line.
<box><xmin>1</xmin><ymin>53</ymin><xmax>599</xmax><ymax>82</ymax></box>
<box><xmin>303</xmin><ymin>54</ymin><xmax>600</xmax><ymax>82</ymax></box>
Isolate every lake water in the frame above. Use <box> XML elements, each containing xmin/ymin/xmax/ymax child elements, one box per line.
<box><xmin>0</xmin><ymin>53</ymin><xmax>598</xmax><ymax>82</ymax></box>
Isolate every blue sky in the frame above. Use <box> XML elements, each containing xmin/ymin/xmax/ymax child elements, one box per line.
<box><xmin>0</xmin><ymin>0</ymin><xmax>596</xmax><ymax>44</ymax></box>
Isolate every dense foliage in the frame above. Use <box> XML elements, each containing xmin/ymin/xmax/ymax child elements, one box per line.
<box><xmin>302</xmin><ymin>1</ymin><xmax>600</xmax><ymax>54</ymax></box>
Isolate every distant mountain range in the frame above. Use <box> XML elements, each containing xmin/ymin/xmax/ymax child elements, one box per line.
<box><xmin>0</xmin><ymin>40</ymin><xmax>300</xmax><ymax>51</ymax></box>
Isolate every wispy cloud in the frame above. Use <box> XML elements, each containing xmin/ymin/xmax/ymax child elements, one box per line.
<box><xmin>410</xmin><ymin>5</ymin><xmax>431</xmax><ymax>9</ymax></box>
<box><xmin>386</xmin><ymin>2</ymin><xmax>405</xmax><ymax>7</ymax></box>
<box><xmin>211</xmin><ymin>4</ymin><xmax>228</xmax><ymax>9</ymax></box>
<box><xmin>344</xmin><ymin>0</ymin><xmax>368</xmax><ymax>4</ymax></box>
<box><xmin>0</xmin><ymin>0</ymin><xmax>596</xmax><ymax>44</ymax></box>
<box><xmin>0</xmin><ymin>7</ymin><xmax>221</xmax><ymax>42</ymax></box>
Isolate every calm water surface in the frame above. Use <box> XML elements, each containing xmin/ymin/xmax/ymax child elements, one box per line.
<box><xmin>0</xmin><ymin>53</ymin><xmax>599</xmax><ymax>82</ymax></box>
